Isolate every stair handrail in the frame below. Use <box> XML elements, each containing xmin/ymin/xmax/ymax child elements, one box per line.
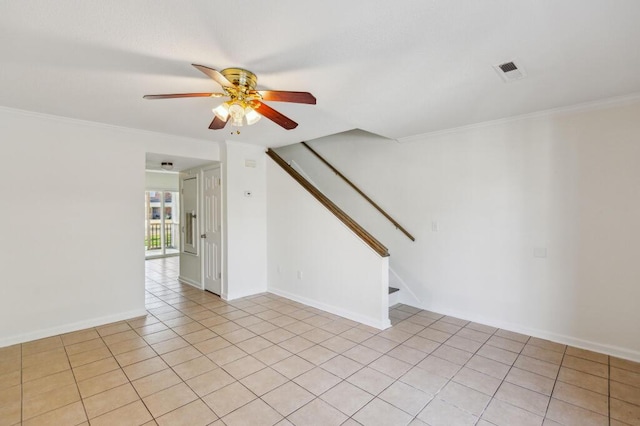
<box><xmin>266</xmin><ymin>149</ymin><xmax>390</xmax><ymax>257</ymax></box>
<box><xmin>300</xmin><ymin>141</ymin><xmax>415</xmax><ymax>242</ymax></box>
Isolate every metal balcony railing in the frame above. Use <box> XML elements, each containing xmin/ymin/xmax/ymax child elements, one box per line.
<box><xmin>145</xmin><ymin>222</ymin><xmax>178</xmax><ymax>250</ymax></box>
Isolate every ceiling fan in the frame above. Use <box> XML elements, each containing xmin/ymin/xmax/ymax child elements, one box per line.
<box><xmin>144</xmin><ymin>64</ymin><xmax>316</xmax><ymax>130</ymax></box>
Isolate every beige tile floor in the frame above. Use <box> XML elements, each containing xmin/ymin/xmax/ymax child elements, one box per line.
<box><xmin>1</xmin><ymin>257</ymin><xmax>639</xmax><ymax>426</ymax></box>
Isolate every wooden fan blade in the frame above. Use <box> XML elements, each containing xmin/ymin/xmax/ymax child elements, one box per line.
<box><xmin>192</xmin><ymin>64</ymin><xmax>234</xmax><ymax>88</ymax></box>
<box><xmin>143</xmin><ymin>93</ymin><xmax>223</xmax><ymax>99</ymax></box>
<box><xmin>253</xmin><ymin>101</ymin><xmax>298</xmax><ymax>130</ymax></box>
<box><xmin>256</xmin><ymin>91</ymin><xmax>316</xmax><ymax>104</ymax></box>
<box><xmin>209</xmin><ymin>115</ymin><xmax>228</xmax><ymax>130</ymax></box>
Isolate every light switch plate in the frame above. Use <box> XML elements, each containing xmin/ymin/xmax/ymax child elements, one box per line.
<box><xmin>534</xmin><ymin>247</ymin><xmax>547</xmax><ymax>258</ymax></box>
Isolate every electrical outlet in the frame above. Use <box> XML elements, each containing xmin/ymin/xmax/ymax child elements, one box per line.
<box><xmin>297</xmin><ymin>270</ymin><xmax>303</xmax><ymax>279</ymax></box>
<box><xmin>431</xmin><ymin>221</ymin><xmax>439</xmax><ymax>232</ymax></box>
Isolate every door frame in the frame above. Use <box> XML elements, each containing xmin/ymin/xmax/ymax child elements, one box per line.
<box><xmin>145</xmin><ymin>188</ymin><xmax>180</xmax><ymax>259</ymax></box>
<box><xmin>177</xmin><ymin>163</ymin><xmax>225</xmax><ymax>295</ymax></box>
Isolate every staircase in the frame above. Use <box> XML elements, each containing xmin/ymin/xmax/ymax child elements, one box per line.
<box><xmin>267</xmin><ymin>143</ymin><xmax>417</xmax><ymax>325</ymax></box>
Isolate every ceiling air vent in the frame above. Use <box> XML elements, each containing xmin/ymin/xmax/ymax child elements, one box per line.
<box><xmin>493</xmin><ymin>60</ymin><xmax>527</xmax><ymax>82</ymax></box>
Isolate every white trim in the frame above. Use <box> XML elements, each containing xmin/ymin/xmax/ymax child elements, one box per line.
<box><xmin>0</xmin><ymin>309</ymin><xmax>147</xmax><ymax>348</ymax></box>
<box><xmin>224</xmin><ymin>289</ymin><xmax>267</xmax><ymax>301</ymax></box>
<box><xmin>268</xmin><ymin>287</ymin><xmax>391</xmax><ymax>330</ymax></box>
<box><xmin>398</xmin><ymin>91</ymin><xmax>640</xmax><ymax>143</ymax></box>
<box><xmin>145</xmin><ymin>186</ymin><xmax>180</xmax><ymax>192</ymax></box>
<box><xmin>145</xmin><ymin>253</ymin><xmax>179</xmax><ymax>260</ymax></box>
<box><xmin>402</xmin><ymin>299</ymin><xmax>640</xmax><ymax>363</ymax></box>
<box><xmin>146</xmin><ymin>170</ymin><xmax>180</xmax><ymax>175</ymax></box>
<box><xmin>0</xmin><ymin>105</ymin><xmax>214</xmax><ymax>144</ymax></box>
<box><xmin>178</xmin><ymin>276</ymin><xmax>203</xmax><ymax>290</ymax></box>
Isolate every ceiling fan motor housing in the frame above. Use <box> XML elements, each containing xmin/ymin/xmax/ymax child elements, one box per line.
<box><xmin>221</xmin><ymin>68</ymin><xmax>258</xmax><ymax>91</ymax></box>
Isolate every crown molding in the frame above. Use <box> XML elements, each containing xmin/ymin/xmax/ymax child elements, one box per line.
<box><xmin>0</xmin><ymin>105</ymin><xmax>217</xmax><ymax>145</ymax></box>
<box><xmin>398</xmin><ymin>91</ymin><xmax>640</xmax><ymax>144</ymax></box>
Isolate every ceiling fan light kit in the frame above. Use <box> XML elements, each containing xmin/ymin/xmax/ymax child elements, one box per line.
<box><xmin>144</xmin><ymin>64</ymin><xmax>316</xmax><ymax>131</ymax></box>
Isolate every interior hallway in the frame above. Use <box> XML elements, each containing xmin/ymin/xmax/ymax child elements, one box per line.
<box><xmin>0</xmin><ymin>257</ymin><xmax>639</xmax><ymax>425</ymax></box>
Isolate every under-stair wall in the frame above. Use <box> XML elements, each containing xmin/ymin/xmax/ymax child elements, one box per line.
<box><xmin>266</xmin><ymin>157</ymin><xmax>391</xmax><ymax>329</ymax></box>
<box><xmin>275</xmin><ymin>138</ymin><xmax>419</xmax><ymax>308</ymax></box>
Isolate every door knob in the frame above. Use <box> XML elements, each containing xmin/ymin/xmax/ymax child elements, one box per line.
<box><xmin>200</xmin><ymin>234</ymin><xmax>207</xmax><ymax>239</ymax></box>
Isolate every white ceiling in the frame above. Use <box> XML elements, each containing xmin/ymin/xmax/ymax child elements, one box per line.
<box><xmin>2</xmin><ymin>1</ymin><xmax>640</xmax><ymax>147</ymax></box>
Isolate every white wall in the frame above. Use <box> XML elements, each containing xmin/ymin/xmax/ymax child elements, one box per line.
<box><xmin>0</xmin><ymin>107</ymin><xmax>219</xmax><ymax>346</ymax></box>
<box><xmin>223</xmin><ymin>142</ymin><xmax>268</xmax><ymax>300</ymax></box>
<box><xmin>266</xmin><ymin>160</ymin><xmax>390</xmax><ymax>329</ymax></box>
<box><xmin>295</xmin><ymin>98</ymin><xmax>640</xmax><ymax>361</ymax></box>
<box><xmin>145</xmin><ymin>171</ymin><xmax>179</xmax><ymax>191</ymax></box>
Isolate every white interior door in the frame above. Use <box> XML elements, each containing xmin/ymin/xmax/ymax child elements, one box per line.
<box><xmin>203</xmin><ymin>167</ymin><xmax>222</xmax><ymax>295</ymax></box>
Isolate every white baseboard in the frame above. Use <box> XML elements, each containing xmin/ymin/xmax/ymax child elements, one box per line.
<box><xmin>268</xmin><ymin>286</ymin><xmax>391</xmax><ymax>330</ymax></box>
<box><xmin>402</xmin><ymin>299</ymin><xmax>640</xmax><ymax>363</ymax></box>
<box><xmin>178</xmin><ymin>276</ymin><xmax>202</xmax><ymax>290</ymax></box>
<box><xmin>225</xmin><ymin>288</ymin><xmax>269</xmax><ymax>301</ymax></box>
<box><xmin>0</xmin><ymin>308</ymin><xmax>147</xmax><ymax>348</ymax></box>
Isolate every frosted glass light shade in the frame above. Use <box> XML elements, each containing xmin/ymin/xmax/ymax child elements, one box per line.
<box><xmin>213</xmin><ymin>103</ymin><xmax>230</xmax><ymax>121</ymax></box>
<box><xmin>228</xmin><ymin>102</ymin><xmax>245</xmax><ymax>127</ymax></box>
<box><xmin>245</xmin><ymin>107</ymin><xmax>262</xmax><ymax>125</ymax></box>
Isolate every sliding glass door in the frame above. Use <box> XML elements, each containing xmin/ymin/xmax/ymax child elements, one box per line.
<box><xmin>145</xmin><ymin>191</ymin><xmax>180</xmax><ymax>258</ymax></box>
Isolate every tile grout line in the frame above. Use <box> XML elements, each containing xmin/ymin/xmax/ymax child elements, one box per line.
<box><xmin>608</xmin><ymin>356</ymin><xmax>611</xmax><ymax>426</ymax></box>
<box><xmin>144</xmin><ymin>277</ymin><xmax>227</xmax><ymax>421</ymax></box>
<box><xmin>21</xmin><ymin>337</ymin><xmax>80</xmax><ymax>423</ymax></box>
<box><xmin>438</xmin><ymin>318</ymin><xmax>504</xmax><ymax>425</ymax></box>
<box><xmin>473</xmin><ymin>330</ymin><xmax>531</xmax><ymax>424</ymax></box>
<box><xmin>20</xmin><ymin>341</ymin><xmax>23</xmax><ymax>425</ymax></box>
<box><xmin>550</xmin><ymin>350</ymin><xmax>615</xmax><ymax>421</ymax></box>
<box><xmin>407</xmin><ymin>314</ymin><xmax>480</xmax><ymax>424</ymax></box>
<box><xmin>212</xmin><ymin>294</ymin><xmax>386</xmax><ymax>421</ymax></box>
<box><xmin>360</xmin><ymin>313</ymin><xmax>499</xmax><ymax>424</ymax></box>
<box><xmin>344</xmin><ymin>315</ymin><xmax>443</xmax><ymax>423</ymax></box>
<box><xmin>143</xmin><ymin>287</ymin><xmax>230</xmax><ymax>422</ymax></box>
<box><xmin>256</xmin><ymin>317</ymin><xmax>374</xmax><ymax>423</ymax></box>
<box><xmin>542</xmin><ymin>339</ymin><xmax>568</xmax><ymax>423</ymax></box>
<box><xmin>141</xmin><ymin>275</ymin><xmax>323</xmax><ymax>423</ymax></box>
<box><xmin>97</xmin><ymin>323</ymin><xmax>157</xmax><ymax>423</ymax></box>
<box><xmin>409</xmin><ymin>313</ymin><xmax>577</xmax><ymax>424</ymax></box>
<box><xmin>64</xmin><ymin>331</ymin><xmax>92</xmax><ymax>425</ymax></box>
